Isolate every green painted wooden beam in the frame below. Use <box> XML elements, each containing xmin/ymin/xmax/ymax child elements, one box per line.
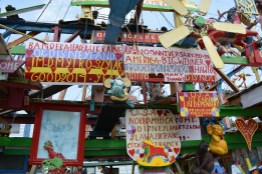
<box><xmin>10</xmin><ymin>45</ymin><xmax>25</xmax><ymax>55</ymax></box>
<box><xmin>0</xmin><ymin>4</ymin><xmax>45</xmax><ymax>18</ymax></box>
<box><xmin>2</xmin><ymin>132</ymin><xmax>262</xmax><ymax>156</ymax></box>
<box><xmin>221</xmin><ymin>56</ymin><xmax>249</xmax><ymax>64</ymax></box>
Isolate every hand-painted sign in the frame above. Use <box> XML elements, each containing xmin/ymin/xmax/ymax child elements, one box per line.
<box><xmin>125</xmin><ymin>109</ymin><xmax>181</xmax><ymax>162</ymax></box>
<box><xmin>175</xmin><ymin>116</ymin><xmax>201</xmax><ymax>141</ymax></box>
<box><xmin>235</xmin><ymin>118</ymin><xmax>258</xmax><ymax>151</ymax></box>
<box><xmin>93</xmin><ymin>31</ymin><xmax>160</xmax><ymax>44</ymax></box>
<box><xmin>177</xmin><ymin>92</ymin><xmax>220</xmax><ymax>117</ymax></box>
<box><xmin>25</xmin><ymin>42</ymin><xmax>124</xmax><ymax>84</ymax></box>
<box><xmin>124</xmin><ymin>49</ymin><xmax>216</xmax><ymax>83</ymax></box>
<box><xmin>0</xmin><ymin>60</ymin><xmax>25</xmax><ymax>73</ymax></box>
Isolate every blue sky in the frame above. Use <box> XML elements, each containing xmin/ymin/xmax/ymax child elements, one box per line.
<box><xmin>0</xmin><ymin>0</ymin><xmax>261</xmax><ymax>99</ymax></box>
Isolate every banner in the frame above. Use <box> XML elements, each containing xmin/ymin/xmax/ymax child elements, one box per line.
<box><xmin>125</xmin><ymin>109</ymin><xmax>181</xmax><ymax>161</ymax></box>
<box><xmin>124</xmin><ymin>48</ymin><xmax>216</xmax><ymax>82</ymax></box>
<box><xmin>175</xmin><ymin>116</ymin><xmax>201</xmax><ymax>141</ymax></box>
<box><xmin>25</xmin><ymin>42</ymin><xmax>216</xmax><ymax>84</ymax></box>
<box><xmin>177</xmin><ymin>92</ymin><xmax>220</xmax><ymax>117</ymax></box>
<box><xmin>25</xmin><ymin>42</ymin><xmax>124</xmax><ymax>84</ymax></box>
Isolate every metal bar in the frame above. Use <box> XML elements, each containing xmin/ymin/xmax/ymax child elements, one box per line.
<box><xmin>64</xmin><ymin>29</ymin><xmax>82</xmax><ymax>42</ymax></box>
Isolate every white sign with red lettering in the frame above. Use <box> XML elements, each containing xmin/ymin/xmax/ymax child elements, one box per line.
<box><xmin>124</xmin><ymin>47</ymin><xmax>216</xmax><ymax>83</ymax></box>
<box><xmin>125</xmin><ymin>109</ymin><xmax>181</xmax><ymax>161</ymax></box>
<box><xmin>175</xmin><ymin>116</ymin><xmax>201</xmax><ymax>141</ymax></box>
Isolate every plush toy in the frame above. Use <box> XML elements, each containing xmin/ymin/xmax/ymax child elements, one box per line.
<box><xmin>191</xmin><ymin>141</ymin><xmax>214</xmax><ymax>174</ymax></box>
<box><xmin>207</xmin><ymin>124</ymin><xmax>228</xmax><ymax>155</ymax></box>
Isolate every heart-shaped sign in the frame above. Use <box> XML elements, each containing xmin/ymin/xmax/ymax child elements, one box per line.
<box><xmin>118</xmin><ymin>69</ymin><xmax>123</xmax><ymax>75</ymax></box>
<box><xmin>235</xmin><ymin>118</ymin><xmax>258</xmax><ymax>151</ymax></box>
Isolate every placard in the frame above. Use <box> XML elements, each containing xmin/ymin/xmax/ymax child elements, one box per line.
<box><xmin>30</xmin><ymin>105</ymin><xmax>86</xmax><ymax>166</ymax></box>
<box><xmin>175</xmin><ymin>116</ymin><xmax>201</xmax><ymax>141</ymax></box>
<box><xmin>125</xmin><ymin>109</ymin><xmax>181</xmax><ymax>161</ymax></box>
<box><xmin>0</xmin><ymin>60</ymin><xmax>25</xmax><ymax>73</ymax></box>
<box><xmin>25</xmin><ymin>42</ymin><xmax>124</xmax><ymax>84</ymax></box>
<box><xmin>177</xmin><ymin>92</ymin><xmax>220</xmax><ymax>117</ymax></box>
<box><xmin>124</xmin><ymin>49</ymin><xmax>216</xmax><ymax>82</ymax></box>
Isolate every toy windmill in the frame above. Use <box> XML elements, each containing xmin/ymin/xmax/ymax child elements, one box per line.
<box><xmin>159</xmin><ymin>0</ymin><xmax>247</xmax><ymax>69</ymax></box>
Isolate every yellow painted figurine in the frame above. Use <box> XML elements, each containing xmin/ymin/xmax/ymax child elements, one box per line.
<box><xmin>207</xmin><ymin>124</ymin><xmax>228</xmax><ymax>155</ymax></box>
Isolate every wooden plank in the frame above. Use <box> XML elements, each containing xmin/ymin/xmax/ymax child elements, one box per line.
<box><xmin>7</xmin><ymin>31</ymin><xmax>40</xmax><ymax>49</ymax></box>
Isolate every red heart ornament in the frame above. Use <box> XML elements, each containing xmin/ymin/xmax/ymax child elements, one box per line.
<box><xmin>26</xmin><ymin>49</ymin><xmax>33</xmax><ymax>57</ymax></box>
<box><xmin>156</xmin><ymin>110</ymin><xmax>163</xmax><ymax>116</ymax></box>
<box><xmin>68</xmin><ymin>67</ymin><xmax>73</xmax><ymax>73</ymax></box>
<box><xmin>51</xmin><ymin>67</ymin><xmax>56</xmax><ymax>73</ymax></box>
<box><xmin>205</xmin><ymin>59</ymin><xmax>211</xmax><ymax>66</ymax></box>
<box><xmin>86</xmin><ymin>67</ymin><xmax>91</xmax><ymax>74</ymax></box>
<box><xmin>118</xmin><ymin>69</ymin><xmax>123</xmax><ymax>75</ymax></box>
<box><xmin>26</xmin><ymin>66</ymin><xmax>32</xmax><ymax>72</ymax></box>
<box><xmin>139</xmin><ymin>153</ymin><xmax>144</xmax><ymax>158</ymax></box>
<box><xmin>102</xmin><ymin>68</ymin><xmax>107</xmax><ymax>74</ymax></box>
<box><xmin>235</xmin><ymin>118</ymin><xmax>258</xmax><ymax>151</ymax></box>
<box><xmin>115</xmin><ymin>53</ymin><xmax>122</xmax><ymax>59</ymax></box>
<box><xmin>174</xmin><ymin>148</ymin><xmax>180</xmax><ymax>155</ymax></box>
<box><xmin>128</xmin><ymin>149</ymin><xmax>135</xmax><ymax>157</ymax></box>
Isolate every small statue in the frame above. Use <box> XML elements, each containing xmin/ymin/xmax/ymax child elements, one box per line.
<box><xmin>104</xmin><ymin>76</ymin><xmax>131</xmax><ymax>102</ymax></box>
<box><xmin>207</xmin><ymin>124</ymin><xmax>228</xmax><ymax>155</ymax></box>
<box><xmin>192</xmin><ymin>141</ymin><xmax>214</xmax><ymax>174</ymax></box>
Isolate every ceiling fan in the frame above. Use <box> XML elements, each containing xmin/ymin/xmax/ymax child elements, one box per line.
<box><xmin>159</xmin><ymin>0</ymin><xmax>247</xmax><ymax>69</ymax></box>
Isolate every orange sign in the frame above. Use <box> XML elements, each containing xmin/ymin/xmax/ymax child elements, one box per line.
<box><xmin>177</xmin><ymin>92</ymin><xmax>220</xmax><ymax>117</ymax></box>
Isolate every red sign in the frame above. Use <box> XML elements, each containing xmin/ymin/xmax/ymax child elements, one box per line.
<box><xmin>235</xmin><ymin>118</ymin><xmax>258</xmax><ymax>151</ymax></box>
<box><xmin>177</xmin><ymin>92</ymin><xmax>220</xmax><ymax>117</ymax></box>
<box><xmin>0</xmin><ymin>60</ymin><xmax>25</xmax><ymax>73</ymax></box>
<box><xmin>93</xmin><ymin>31</ymin><xmax>160</xmax><ymax>44</ymax></box>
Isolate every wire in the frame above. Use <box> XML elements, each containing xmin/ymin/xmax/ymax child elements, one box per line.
<box><xmin>62</xmin><ymin>0</ymin><xmax>72</xmax><ymax>20</ymax></box>
<box><xmin>55</xmin><ymin>0</ymin><xmax>65</xmax><ymax>22</ymax></box>
<box><xmin>159</xmin><ymin>12</ymin><xmax>174</xmax><ymax>28</ymax></box>
<box><xmin>36</xmin><ymin>0</ymin><xmax>52</xmax><ymax>22</ymax></box>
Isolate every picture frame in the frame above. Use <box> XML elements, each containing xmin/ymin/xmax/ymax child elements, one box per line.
<box><xmin>30</xmin><ymin>104</ymin><xmax>86</xmax><ymax>166</ymax></box>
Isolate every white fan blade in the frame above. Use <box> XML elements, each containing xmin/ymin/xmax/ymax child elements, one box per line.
<box><xmin>163</xmin><ymin>0</ymin><xmax>189</xmax><ymax>16</ymax></box>
<box><xmin>212</xmin><ymin>22</ymin><xmax>246</xmax><ymax>34</ymax></box>
<box><xmin>202</xmin><ymin>35</ymin><xmax>225</xmax><ymax>69</ymax></box>
<box><xmin>198</xmin><ymin>0</ymin><xmax>212</xmax><ymax>14</ymax></box>
<box><xmin>159</xmin><ymin>25</ymin><xmax>191</xmax><ymax>48</ymax></box>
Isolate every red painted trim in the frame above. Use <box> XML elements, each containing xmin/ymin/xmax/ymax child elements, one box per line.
<box><xmin>30</xmin><ymin>104</ymin><xmax>87</xmax><ymax>166</ymax></box>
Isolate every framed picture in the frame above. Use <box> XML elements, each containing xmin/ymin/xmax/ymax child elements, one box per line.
<box><xmin>30</xmin><ymin>104</ymin><xmax>86</xmax><ymax>166</ymax></box>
